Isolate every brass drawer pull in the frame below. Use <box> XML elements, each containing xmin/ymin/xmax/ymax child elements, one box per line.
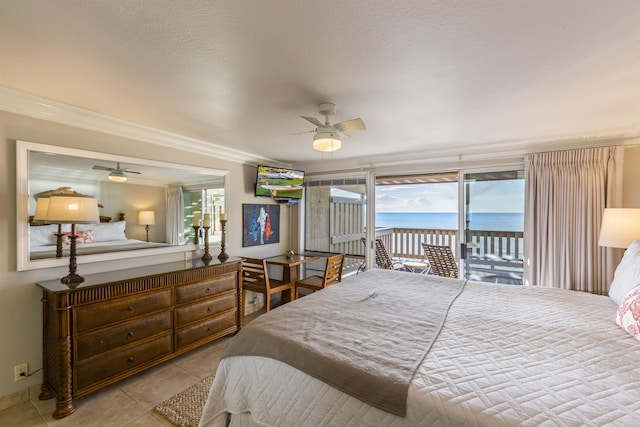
<box><xmin>127</xmin><ymin>356</ymin><xmax>134</xmax><ymax>363</ymax></box>
<box><xmin>126</xmin><ymin>331</ymin><xmax>134</xmax><ymax>339</ymax></box>
<box><xmin>207</xmin><ymin>307</ymin><xmax>212</xmax><ymax>313</ymax></box>
<box><xmin>206</xmin><ymin>287</ymin><xmax>211</xmax><ymax>293</ymax></box>
<box><xmin>127</xmin><ymin>306</ymin><xmax>134</xmax><ymax>311</ymax></box>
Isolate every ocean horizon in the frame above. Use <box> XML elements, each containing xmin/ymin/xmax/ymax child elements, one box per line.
<box><xmin>375</xmin><ymin>212</ymin><xmax>524</xmax><ymax>232</ymax></box>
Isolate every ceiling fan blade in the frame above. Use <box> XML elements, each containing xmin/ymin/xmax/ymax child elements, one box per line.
<box><xmin>92</xmin><ymin>165</ymin><xmax>112</xmax><ymax>171</ymax></box>
<box><xmin>123</xmin><ymin>169</ymin><xmax>142</xmax><ymax>174</ymax></box>
<box><xmin>334</xmin><ymin>118</ymin><xmax>366</xmax><ymax>132</ymax></box>
<box><xmin>300</xmin><ymin>116</ymin><xmax>325</xmax><ymax>127</ymax></box>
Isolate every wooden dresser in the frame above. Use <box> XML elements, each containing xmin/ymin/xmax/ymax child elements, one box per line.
<box><xmin>36</xmin><ymin>258</ymin><xmax>242</xmax><ymax>419</ymax></box>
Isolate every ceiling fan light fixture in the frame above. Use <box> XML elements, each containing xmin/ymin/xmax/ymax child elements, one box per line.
<box><xmin>313</xmin><ymin>132</ymin><xmax>342</xmax><ymax>152</ymax></box>
<box><xmin>108</xmin><ymin>169</ymin><xmax>127</xmax><ymax>182</ymax></box>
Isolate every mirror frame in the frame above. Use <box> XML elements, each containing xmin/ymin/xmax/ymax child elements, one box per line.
<box><xmin>16</xmin><ymin>140</ymin><xmax>229</xmax><ymax>271</ymax></box>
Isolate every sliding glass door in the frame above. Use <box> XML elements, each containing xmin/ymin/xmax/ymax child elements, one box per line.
<box><xmin>461</xmin><ymin>170</ymin><xmax>524</xmax><ymax>284</ymax></box>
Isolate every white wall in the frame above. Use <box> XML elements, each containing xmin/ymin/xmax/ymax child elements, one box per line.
<box><xmin>0</xmin><ymin>111</ymin><xmax>289</xmax><ymax>405</ymax></box>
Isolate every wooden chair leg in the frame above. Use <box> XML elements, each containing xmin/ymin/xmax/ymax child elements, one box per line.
<box><xmin>265</xmin><ymin>292</ymin><xmax>270</xmax><ymax>312</ymax></box>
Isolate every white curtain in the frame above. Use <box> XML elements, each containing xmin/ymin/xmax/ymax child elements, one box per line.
<box><xmin>165</xmin><ymin>186</ymin><xmax>184</xmax><ymax>245</ymax></box>
<box><xmin>524</xmin><ymin>146</ymin><xmax>624</xmax><ymax>294</ymax></box>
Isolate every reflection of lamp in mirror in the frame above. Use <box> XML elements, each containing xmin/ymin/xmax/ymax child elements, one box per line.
<box><xmin>599</xmin><ymin>208</ymin><xmax>640</xmax><ymax>249</ymax></box>
<box><xmin>45</xmin><ymin>193</ymin><xmax>99</xmax><ymax>287</ymax></box>
<box><xmin>138</xmin><ymin>210</ymin><xmax>155</xmax><ymax>242</ymax></box>
<box><xmin>33</xmin><ymin>195</ymin><xmax>64</xmax><ymax>257</ymax></box>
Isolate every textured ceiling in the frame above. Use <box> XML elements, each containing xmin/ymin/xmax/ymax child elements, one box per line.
<box><xmin>1</xmin><ymin>1</ymin><xmax>639</xmax><ymax>168</ymax></box>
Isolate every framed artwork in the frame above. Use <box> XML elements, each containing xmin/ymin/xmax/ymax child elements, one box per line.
<box><xmin>242</xmin><ymin>203</ymin><xmax>280</xmax><ymax>247</ymax></box>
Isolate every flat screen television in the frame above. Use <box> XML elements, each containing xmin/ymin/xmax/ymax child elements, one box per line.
<box><xmin>255</xmin><ymin>165</ymin><xmax>305</xmax><ymax>200</ymax></box>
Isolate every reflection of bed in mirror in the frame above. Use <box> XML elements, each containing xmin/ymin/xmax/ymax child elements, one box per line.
<box><xmin>28</xmin><ymin>213</ymin><xmax>170</xmax><ymax>260</ymax></box>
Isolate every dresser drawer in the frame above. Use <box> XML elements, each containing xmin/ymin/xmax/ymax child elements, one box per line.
<box><xmin>74</xmin><ymin>289</ymin><xmax>172</xmax><ymax>333</ymax></box>
<box><xmin>74</xmin><ymin>310</ymin><xmax>172</xmax><ymax>362</ymax></box>
<box><xmin>75</xmin><ymin>333</ymin><xmax>173</xmax><ymax>392</ymax></box>
<box><xmin>175</xmin><ymin>291</ymin><xmax>236</xmax><ymax>328</ymax></box>
<box><xmin>175</xmin><ymin>273</ymin><xmax>236</xmax><ymax>304</ymax></box>
<box><xmin>176</xmin><ymin>309</ymin><xmax>236</xmax><ymax>349</ymax></box>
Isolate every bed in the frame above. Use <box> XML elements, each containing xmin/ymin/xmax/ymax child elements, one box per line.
<box><xmin>200</xmin><ymin>248</ymin><xmax>640</xmax><ymax>426</ymax></box>
<box><xmin>28</xmin><ymin>219</ymin><xmax>169</xmax><ymax>259</ymax></box>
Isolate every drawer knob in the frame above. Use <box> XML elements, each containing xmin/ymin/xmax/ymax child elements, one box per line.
<box><xmin>207</xmin><ymin>327</ymin><xmax>212</xmax><ymax>332</ymax></box>
<box><xmin>207</xmin><ymin>307</ymin><xmax>212</xmax><ymax>313</ymax></box>
<box><xmin>127</xmin><ymin>306</ymin><xmax>134</xmax><ymax>311</ymax></box>
<box><xmin>206</xmin><ymin>287</ymin><xmax>211</xmax><ymax>293</ymax></box>
<box><xmin>127</xmin><ymin>356</ymin><xmax>135</xmax><ymax>363</ymax></box>
<box><xmin>127</xmin><ymin>331</ymin><xmax>134</xmax><ymax>339</ymax></box>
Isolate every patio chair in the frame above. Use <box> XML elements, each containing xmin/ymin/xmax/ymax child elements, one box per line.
<box><xmin>421</xmin><ymin>243</ymin><xmax>458</xmax><ymax>278</ymax></box>
<box><xmin>375</xmin><ymin>238</ymin><xmax>404</xmax><ymax>270</ymax></box>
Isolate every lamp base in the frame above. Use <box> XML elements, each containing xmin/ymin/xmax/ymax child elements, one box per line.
<box><xmin>61</xmin><ymin>273</ymin><xmax>85</xmax><ymax>288</ymax></box>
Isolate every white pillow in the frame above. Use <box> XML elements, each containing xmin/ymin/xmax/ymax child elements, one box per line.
<box><xmin>77</xmin><ymin>221</ymin><xmax>126</xmax><ymax>242</ymax></box>
<box><xmin>29</xmin><ymin>224</ymin><xmax>58</xmax><ymax>247</ymax></box>
<box><xmin>609</xmin><ymin>240</ymin><xmax>640</xmax><ymax>305</ymax></box>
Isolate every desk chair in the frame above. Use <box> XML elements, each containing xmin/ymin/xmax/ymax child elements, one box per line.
<box><xmin>421</xmin><ymin>243</ymin><xmax>458</xmax><ymax>278</ymax></box>
<box><xmin>242</xmin><ymin>257</ymin><xmax>294</xmax><ymax>312</ymax></box>
<box><xmin>295</xmin><ymin>254</ymin><xmax>345</xmax><ymax>298</ymax></box>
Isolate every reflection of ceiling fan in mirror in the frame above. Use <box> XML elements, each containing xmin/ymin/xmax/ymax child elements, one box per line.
<box><xmin>92</xmin><ymin>162</ymin><xmax>141</xmax><ymax>183</ymax></box>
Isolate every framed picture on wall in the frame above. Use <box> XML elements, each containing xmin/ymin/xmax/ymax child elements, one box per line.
<box><xmin>242</xmin><ymin>203</ymin><xmax>280</xmax><ymax>247</ymax></box>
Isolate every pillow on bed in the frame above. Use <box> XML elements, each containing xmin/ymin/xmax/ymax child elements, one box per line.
<box><xmin>61</xmin><ymin>230</ymin><xmax>95</xmax><ymax>245</ymax></box>
<box><xmin>616</xmin><ymin>283</ymin><xmax>640</xmax><ymax>341</ymax></box>
<box><xmin>77</xmin><ymin>221</ymin><xmax>126</xmax><ymax>242</ymax></box>
<box><xmin>29</xmin><ymin>224</ymin><xmax>58</xmax><ymax>247</ymax></box>
<box><xmin>609</xmin><ymin>240</ymin><xmax>640</xmax><ymax>305</ymax></box>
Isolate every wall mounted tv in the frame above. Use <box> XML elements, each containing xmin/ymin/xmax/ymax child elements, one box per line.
<box><xmin>255</xmin><ymin>165</ymin><xmax>305</xmax><ymax>200</ymax></box>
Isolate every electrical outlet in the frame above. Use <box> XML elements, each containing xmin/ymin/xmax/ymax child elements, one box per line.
<box><xmin>14</xmin><ymin>363</ymin><xmax>28</xmax><ymax>382</ymax></box>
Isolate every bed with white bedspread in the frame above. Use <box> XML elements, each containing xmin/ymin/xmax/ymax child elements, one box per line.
<box><xmin>200</xmin><ymin>269</ymin><xmax>640</xmax><ymax>426</ymax></box>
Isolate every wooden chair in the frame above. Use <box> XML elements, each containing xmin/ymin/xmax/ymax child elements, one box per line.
<box><xmin>421</xmin><ymin>243</ymin><xmax>458</xmax><ymax>278</ymax></box>
<box><xmin>295</xmin><ymin>254</ymin><xmax>345</xmax><ymax>298</ymax></box>
<box><xmin>242</xmin><ymin>257</ymin><xmax>294</xmax><ymax>312</ymax></box>
<box><xmin>375</xmin><ymin>238</ymin><xmax>404</xmax><ymax>270</ymax></box>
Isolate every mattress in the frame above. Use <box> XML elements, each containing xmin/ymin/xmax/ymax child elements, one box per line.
<box><xmin>200</xmin><ymin>272</ymin><xmax>640</xmax><ymax>426</ymax></box>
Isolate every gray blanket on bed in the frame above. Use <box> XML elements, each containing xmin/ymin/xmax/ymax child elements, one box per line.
<box><xmin>222</xmin><ymin>269</ymin><xmax>465</xmax><ymax>417</ymax></box>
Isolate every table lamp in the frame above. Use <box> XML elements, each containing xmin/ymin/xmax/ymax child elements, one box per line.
<box><xmin>45</xmin><ymin>193</ymin><xmax>100</xmax><ymax>287</ymax></box>
<box><xmin>138</xmin><ymin>210</ymin><xmax>155</xmax><ymax>242</ymax></box>
<box><xmin>598</xmin><ymin>208</ymin><xmax>640</xmax><ymax>249</ymax></box>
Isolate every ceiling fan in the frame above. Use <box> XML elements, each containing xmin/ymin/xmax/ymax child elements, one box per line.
<box><xmin>92</xmin><ymin>162</ymin><xmax>141</xmax><ymax>182</ymax></box>
<box><xmin>300</xmin><ymin>103</ymin><xmax>366</xmax><ymax>152</ymax></box>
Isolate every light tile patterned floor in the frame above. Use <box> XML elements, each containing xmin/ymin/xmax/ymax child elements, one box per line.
<box><xmin>0</xmin><ymin>311</ymin><xmax>262</xmax><ymax>426</ymax></box>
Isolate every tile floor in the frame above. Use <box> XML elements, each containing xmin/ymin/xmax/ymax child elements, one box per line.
<box><xmin>0</xmin><ymin>311</ymin><xmax>263</xmax><ymax>426</ymax></box>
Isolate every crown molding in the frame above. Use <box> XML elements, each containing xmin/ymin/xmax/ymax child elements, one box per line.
<box><xmin>0</xmin><ymin>86</ymin><xmax>279</xmax><ymax>165</ymax></box>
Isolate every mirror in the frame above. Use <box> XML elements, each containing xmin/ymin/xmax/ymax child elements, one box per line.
<box><xmin>17</xmin><ymin>140</ymin><xmax>228</xmax><ymax>271</ymax></box>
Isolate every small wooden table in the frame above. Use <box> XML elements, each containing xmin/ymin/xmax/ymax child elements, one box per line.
<box><xmin>266</xmin><ymin>254</ymin><xmax>320</xmax><ymax>302</ymax></box>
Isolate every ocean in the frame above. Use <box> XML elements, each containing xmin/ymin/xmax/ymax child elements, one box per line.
<box><xmin>375</xmin><ymin>212</ymin><xmax>524</xmax><ymax>232</ymax></box>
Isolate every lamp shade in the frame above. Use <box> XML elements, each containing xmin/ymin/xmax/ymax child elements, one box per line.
<box><xmin>138</xmin><ymin>210</ymin><xmax>155</xmax><ymax>225</ymax></box>
<box><xmin>45</xmin><ymin>194</ymin><xmax>100</xmax><ymax>224</ymax></box>
<box><xmin>33</xmin><ymin>197</ymin><xmax>50</xmax><ymax>223</ymax></box>
<box><xmin>598</xmin><ymin>208</ymin><xmax>640</xmax><ymax>248</ymax></box>
<box><xmin>313</xmin><ymin>132</ymin><xmax>341</xmax><ymax>152</ymax></box>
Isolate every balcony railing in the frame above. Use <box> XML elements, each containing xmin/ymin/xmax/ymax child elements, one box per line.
<box><xmin>332</xmin><ymin>227</ymin><xmax>524</xmax><ymax>284</ymax></box>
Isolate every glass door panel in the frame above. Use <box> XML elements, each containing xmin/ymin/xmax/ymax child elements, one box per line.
<box><xmin>304</xmin><ymin>177</ymin><xmax>367</xmax><ymax>276</ymax></box>
<box><xmin>462</xmin><ymin>170</ymin><xmax>524</xmax><ymax>284</ymax></box>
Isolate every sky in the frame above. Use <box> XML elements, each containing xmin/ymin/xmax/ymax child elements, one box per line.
<box><xmin>375</xmin><ymin>180</ymin><xmax>524</xmax><ymax>213</ymax></box>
